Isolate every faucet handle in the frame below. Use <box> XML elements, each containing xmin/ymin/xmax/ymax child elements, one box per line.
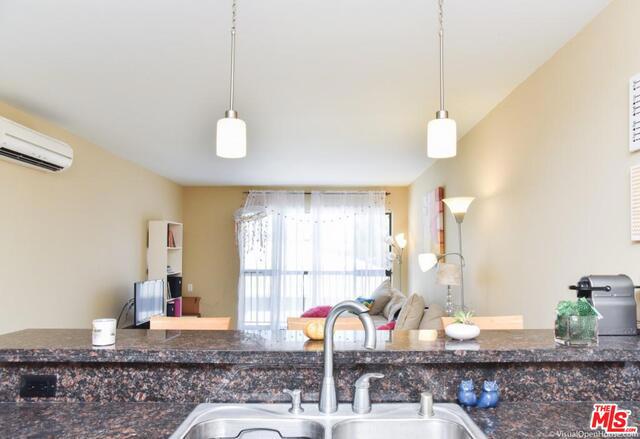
<box><xmin>283</xmin><ymin>389</ymin><xmax>304</xmax><ymax>414</ymax></box>
<box><xmin>354</xmin><ymin>372</ymin><xmax>384</xmax><ymax>388</ymax></box>
<box><xmin>352</xmin><ymin>373</ymin><xmax>384</xmax><ymax>414</ymax></box>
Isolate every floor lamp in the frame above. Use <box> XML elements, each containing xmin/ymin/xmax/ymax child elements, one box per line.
<box><xmin>386</xmin><ymin>233</ymin><xmax>407</xmax><ymax>291</ymax></box>
<box><xmin>442</xmin><ymin>197</ymin><xmax>474</xmax><ymax>310</ymax></box>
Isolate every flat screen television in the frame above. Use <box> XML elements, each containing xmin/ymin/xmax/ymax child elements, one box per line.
<box><xmin>134</xmin><ymin>279</ymin><xmax>165</xmax><ymax>326</ymax></box>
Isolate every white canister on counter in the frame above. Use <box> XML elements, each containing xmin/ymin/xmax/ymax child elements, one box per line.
<box><xmin>92</xmin><ymin>318</ymin><xmax>117</xmax><ymax>346</ymax></box>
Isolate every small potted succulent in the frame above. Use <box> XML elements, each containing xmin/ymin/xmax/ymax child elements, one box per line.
<box><xmin>445</xmin><ymin>311</ymin><xmax>481</xmax><ymax>341</ymax></box>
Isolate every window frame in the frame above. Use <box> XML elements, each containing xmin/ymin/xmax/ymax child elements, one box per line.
<box><xmin>239</xmin><ymin>209</ymin><xmax>393</xmax><ymax>329</ymax></box>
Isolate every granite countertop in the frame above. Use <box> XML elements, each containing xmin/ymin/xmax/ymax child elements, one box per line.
<box><xmin>0</xmin><ymin>328</ymin><xmax>638</xmax><ymax>365</ymax></box>
<box><xmin>1</xmin><ymin>401</ymin><xmax>638</xmax><ymax>439</ymax></box>
<box><xmin>469</xmin><ymin>401</ymin><xmax>640</xmax><ymax>438</ymax></box>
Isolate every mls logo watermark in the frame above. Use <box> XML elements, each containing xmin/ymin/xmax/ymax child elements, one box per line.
<box><xmin>590</xmin><ymin>404</ymin><xmax>638</xmax><ymax>435</ymax></box>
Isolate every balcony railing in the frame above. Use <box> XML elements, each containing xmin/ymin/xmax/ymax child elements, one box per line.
<box><xmin>240</xmin><ymin>269</ymin><xmax>387</xmax><ymax>329</ymax></box>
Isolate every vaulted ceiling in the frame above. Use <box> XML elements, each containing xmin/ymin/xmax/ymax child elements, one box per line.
<box><xmin>0</xmin><ymin>0</ymin><xmax>610</xmax><ymax>185</ymax></box>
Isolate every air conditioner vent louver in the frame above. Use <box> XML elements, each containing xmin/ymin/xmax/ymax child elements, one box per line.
<box><xmin>0</xmin><ymin>146</ymin><xmax>64</xmax><ymax>172</ymax></box>
<box><xmin>0</xmin><ymin>117</ymin><xmax>73</xmax><ymax>172</ymax></box>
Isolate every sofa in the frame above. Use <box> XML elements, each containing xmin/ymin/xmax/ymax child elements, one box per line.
<box><xmin>291</xmin><ymin>279</ymin><xmax>445</xmax><ymax>331</ymax></box>
<box><xmin>368</xmin><ymin>279</ymin><xmax>444</xmax><ymax>330</ymax></box>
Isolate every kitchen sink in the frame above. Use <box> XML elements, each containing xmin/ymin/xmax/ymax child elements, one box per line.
<box><xmin>170</xmin><ymin>403</ymin><xmax>486</xmax><ymax>439</ymax></box>
<box><xmin>182</xmin><ymin>417</ymin><xmax>324</xmax><ymax>439</ymax></box>
<box><xmin>332</xmin><ymin>418</ymin><xmax>474</xmax><ymax>439</ymax></box>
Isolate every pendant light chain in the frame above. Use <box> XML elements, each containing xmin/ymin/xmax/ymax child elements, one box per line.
<box><xmin>232</xmin><ymin>0</ymin><xmax>237</xmax><ymax>32</ymax></box>
<box><xmin>228</xmin><ymin>0</ymin><xmax>238</xmax><ymax>112</ymax></box>
<box><xmin>438</xmin><ymin>0</ymin><xmax>445</xmax><ymax>112</ymax></box>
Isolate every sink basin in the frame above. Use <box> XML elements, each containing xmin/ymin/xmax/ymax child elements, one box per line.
<box><xmin>332</xmin><ymin>418</ymin><xmax>474</xmax><ymax>439</ymax></box>
<box><xmin>173</xmin><ymin>406</ymin><xmax>325</xmax><ymax>439</ymax></box>
<box><xmin>170</xmin><ymin>403</ymin><xmax>486</xmax><ymax>439</ymax></box>
<box><xmin>183</xmin><ymin>418</ymin><xmax>324</xmax><ymax>439</ymax></box>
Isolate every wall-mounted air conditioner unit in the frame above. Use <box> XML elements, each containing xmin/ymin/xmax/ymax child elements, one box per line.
<box><xmin>0</xmin><ymin>116</ymin><xmax>73</xmax><ymax>172</ymax></box>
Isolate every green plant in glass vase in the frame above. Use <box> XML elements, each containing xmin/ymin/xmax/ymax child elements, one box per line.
<box><xmin>555</xmin><ymin>298</ymin><xmax>599</xmax><ymax>346</ymax></box>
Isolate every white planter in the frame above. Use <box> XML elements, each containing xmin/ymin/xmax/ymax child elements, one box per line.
<box><xmin>445</xmin><ymin>323</ymin><xmax>480</xmax><ymax>341</ymax></box>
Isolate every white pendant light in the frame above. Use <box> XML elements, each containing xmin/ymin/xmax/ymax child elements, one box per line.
<box><xmin>427</xmin><ymin>0</ymin><xmax>457</xmax><ymax>159</ymax></box>
<box><xmin>216</xmin><ymin>0</ymin><xmax>247</xmax><ymax>159</ymax></box>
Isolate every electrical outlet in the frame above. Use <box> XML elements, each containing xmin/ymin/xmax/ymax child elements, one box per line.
<box><xmin>187</xmin><ymin>283</ymin><xmax>193</xmax><ymax>293</ymax></box>
<box><xmin>20</xmin><ymin>374</ymin><xmax>57</xmax><ymax>398</ymax></box>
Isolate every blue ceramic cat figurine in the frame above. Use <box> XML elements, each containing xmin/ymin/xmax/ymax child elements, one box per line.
<box><xmin>457</xmin><ymin>379</ymin><xmax>477</xmax><ymax>407</ymax></box>
<box><xmin>476</xmin><ymin>380</ymin><xmax>499</xmax><ymax>408</ymax></box>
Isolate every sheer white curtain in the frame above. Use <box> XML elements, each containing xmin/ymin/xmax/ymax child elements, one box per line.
<box><xmin>236</xmin><ymin>190</ymin><xmax>388</xmax><ymax>330</ymax></box>
<box><xmin>236</xmin><ymin>191</ymin><xmax>306</xmax><ymax>330</ymax></box>
<box><xmin>309</xmin><ymin>191</ymin><xmax>387</xmax><ymax>307</ymax></box>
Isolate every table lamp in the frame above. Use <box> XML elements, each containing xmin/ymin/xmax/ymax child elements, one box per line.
<box><xmin>437</xmin><ymin>262</ymin><xmax>461</xmax><ymax>316</ymax></box>
<box><xmin>418</xmin><ymin>252</ymin><xmax>466</xmax><ymax>313</ymax></box>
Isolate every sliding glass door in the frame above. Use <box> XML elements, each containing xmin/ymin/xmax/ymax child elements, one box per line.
<box><xmin>237</xmin><ymin>191</ymin><xmax>388</xmax><ymax>330</ymax></box>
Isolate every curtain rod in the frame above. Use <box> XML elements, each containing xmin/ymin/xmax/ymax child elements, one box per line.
<box><xmin>242</xmin><ymin>191</ymin><xmax>391</xmax><ymax>195</ymax></box>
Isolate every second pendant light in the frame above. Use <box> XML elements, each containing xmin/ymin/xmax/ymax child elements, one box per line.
<box><xmin>427</xmin><ymin>0</ymin><xmax>457</xmax><ymax>159</ymax></box>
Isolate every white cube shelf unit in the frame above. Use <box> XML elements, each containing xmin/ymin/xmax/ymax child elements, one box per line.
<box><xmin>147</xmin><ymin>220</ymin><xmax>183</xmax><ymax>303</ymax></box>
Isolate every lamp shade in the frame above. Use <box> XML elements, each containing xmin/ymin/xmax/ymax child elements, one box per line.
<box><xmin>395</xmin><ymin>233</ymin><xmax>407</xmax><ymax>249</ymax></box>
<box><xmin>436</xmin><ymin>262</ymin><xmax>461</xmax><ymax>286</ymax></box>
<box><xmin>427</xmin><ymin>117</ymin><xmax>457</xmax><ymax>158</ymax></box>
<box><xmin>418</xmin><ymin>253</ymin><xmax>438</xmax><ymax>272</ymax></box>
<box><xmin>216</xmin><ymin>117</ymin><xmax>247</xmax><ymax>158</ymax></box>
<box><xmin>443</xmin><ymin>197</ymin><xmax>474</xmax><ymax>223</ymax></box>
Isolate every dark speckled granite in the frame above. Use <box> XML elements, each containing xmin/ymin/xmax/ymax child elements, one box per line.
<box><xmin>1</xmin><ymin>330</ymin><xmax>638</xmax><ymax>437</ymax></box>
<box><xmin>1</xmin><ymin>361</ymin><xmax>638</xmax><ymax>403</ymax></box>
<box><xmin>469</xmin><ymin>402</ymin><xmax>640</xmax><ymax>438</ymax></box>
<box><xmin>0</xmin><ymin>401</ymin><xmax>638</xmax><ymax>439</ymax></box>
<box><xmin>0</xmin><ymin>329</ymin><xmax>639</xmax><ymax>403</ymax></box>
<box><xmin>0</xmin><ymin>402</ymin><xmax>195</xmax><ymax>438</ymax></box>
<box><xmin>0</xmin><ymin>329</ymin><xmax>638</xmax><ymax>364</ymax></box>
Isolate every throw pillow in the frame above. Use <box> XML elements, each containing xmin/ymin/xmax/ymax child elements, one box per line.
<box><xmin>383</xmin><ymin>289</ymin><xmax>406</xmax><ymax>319</ymax></box>
<box><xmin>418</xmin><ymin>303</ymin><xmax>445</xmax><ymax>330</ymax></box>
<box><xmin>369</xmin><ymin>279</ymin><xmax>393</xmax><ymax>315</ymax></box>
<box><xmin>377</xmin><ymin>321</ymin><xmax>396</xmax><ymax>330</ymax></box>
<box><xmin>355</xmin><ymin>297</ymin><xmax>374</xmax><ymax>309</ymax></box>
<box><xmin>386</xmin><ymin>301</ymin><xmax>405</xmax><ymax>322</ymax></box>
<box><xmin>395</xmin><ymin>293</ymin><xmax>425</xmax><ymax>330</ymax></box>
<box><xmin>301</xmin><ymin>306</ymin><xmax>332</xmax><ymax>318</ymax></box>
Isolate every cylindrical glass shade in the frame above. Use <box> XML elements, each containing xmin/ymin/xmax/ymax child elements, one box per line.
<box><xmin>216</xmin><ymin>117</ymin><xmax>247</xmax><ymax>158</ymax></box>
<box><xmin>427</xmin><ymin>117</ymin><xmax>457</xmax><ymax>158</ymax></box>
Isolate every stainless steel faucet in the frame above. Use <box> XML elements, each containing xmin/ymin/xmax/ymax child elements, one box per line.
<box><xmin>319</xmin><ymin>300</ymin><xmax>376</xmax><ymax>414</ymax></box>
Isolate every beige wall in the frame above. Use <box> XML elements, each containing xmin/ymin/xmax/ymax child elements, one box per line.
<box><xmin>182</xmin><ymin>186</ymin><xmax>408</xmax><ymax>327</ymax></box>
<box><xmin>0</xmin><ymin>101</ymin><xmax>182</xmax><ymax>334</ymax></box>
<box><xmin>408</xmin><ymin>0</ymin><xmax>640</xmax><ymax>328</ymax></box>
